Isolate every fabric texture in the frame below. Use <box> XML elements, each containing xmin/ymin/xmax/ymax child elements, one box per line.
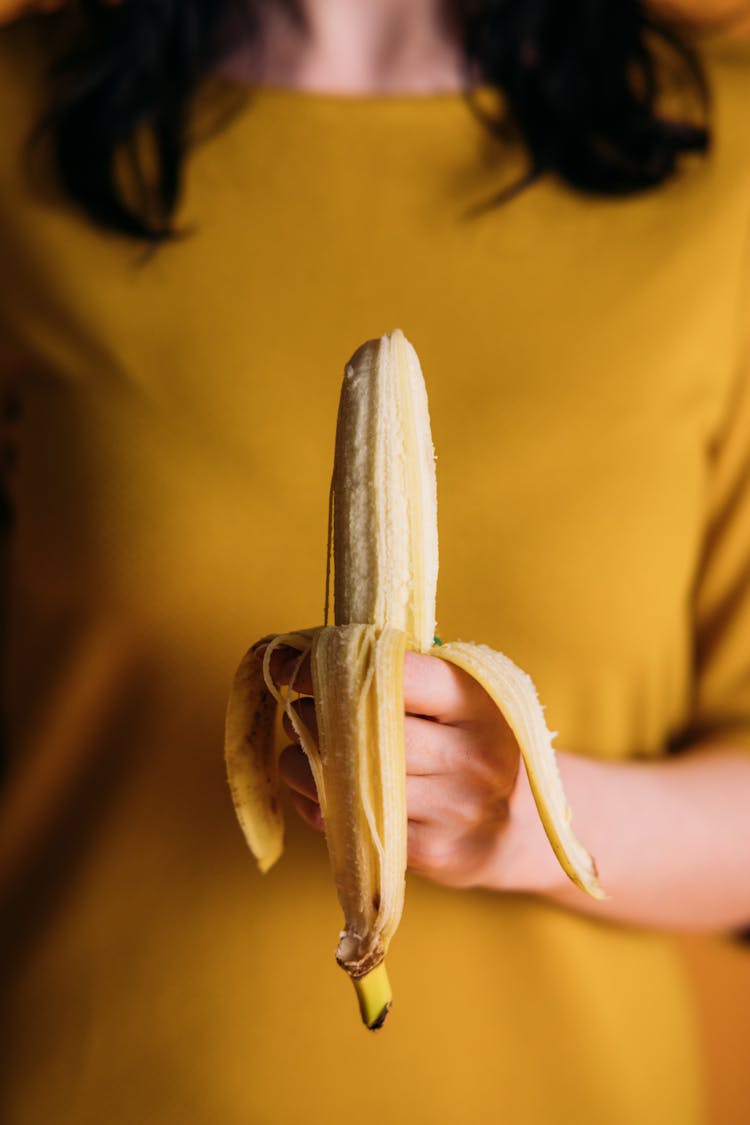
<box><xmin>1</xmin><ymin>22</ymin><xmax>750</xmax><ymax>1125</ymax></box>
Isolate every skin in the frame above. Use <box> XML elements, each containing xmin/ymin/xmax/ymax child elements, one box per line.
<box><xmin>221</xmin><ymin>0</ymin><xmax>466</xmax><ymax>93</ymax></box>
<box><xmin>271</xmin><ymin>647</ymin><xmax>750</xmax><ymax>931</ymax></box>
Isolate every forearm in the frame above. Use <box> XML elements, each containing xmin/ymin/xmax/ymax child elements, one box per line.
<box><xmin>494</xmin><ymin>742</ymin><xmax>750</xmax><ymax>931</ymax></box>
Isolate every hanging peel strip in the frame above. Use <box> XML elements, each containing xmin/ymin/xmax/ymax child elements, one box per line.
<box><xmin>225</xmin><ymin>330</ymin><xmax>604</xmax><ymax>1031</ymax></box>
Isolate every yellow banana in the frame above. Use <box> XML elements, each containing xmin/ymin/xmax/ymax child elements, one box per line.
<box><xmin>225</xmin><ymin>330</ymin><xmax>604</xmax><ymax>1031</ymax></box>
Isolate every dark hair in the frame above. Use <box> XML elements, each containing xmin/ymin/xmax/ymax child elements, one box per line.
<box><xmin>40</xmin><ymin>0</ymin><xmax>710</xmax><ymax>240</ymax></box>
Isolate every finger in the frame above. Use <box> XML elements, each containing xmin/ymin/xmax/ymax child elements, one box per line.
<box><xmin>405</xmin><ymin>772</ymin><xmax>507</xmax><ymax>827</ymax></box>
<box><xmin>404</xmin><ymin>713</ymin><xmax>472</xmax><ymax>775</ymax></box>
<box><xmin>289</xmin><ymin>789</ymin><xmax>324</xmax><ymax>832</ymax></box>
<box><xmin>269</xmin><ymin>646</ymin><xmax>313</xmax><ymax>695</ymax></box>
<box><xmin>403</xmin><ymin>650</ymin><xmax>488</xmax><ymax>724</ymax></box>
<box><xmin>282</xmin><ymin>697</ymin><xmax>318</xmax><ymax>743</ymax></box>
<box><xmin>406</xmin><ymin>820</ymin><xmax>495</xmax><ymax>889</ymax></box>
<box><xmin>278</xmin><ymin>743</ymin><xmax>318</xmax><ymax>801</ymax></box>
<box><xmin>407</xmin><ymin>819</ymin><xmax>461</xmax><ymax>881</ymax></box>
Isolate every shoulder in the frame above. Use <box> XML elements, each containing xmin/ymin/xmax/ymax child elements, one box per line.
<box><xmin>692</xmin><ymin>39</ymin><xmax>750</xmax><ymax>424</ymax></box>
<box><xmin>696</xmin><ymin>35</ymin><xmax>750</xmax><ymax>178</ymax></box>
<box><xmin>651</xmin><ymin>32</ymin><xmax>750</xmax><ymax>280</ymax></box>
<box><xmin>698</xmin><ymin>37</ymin><xmax>750</xmax><ymax>294</ymax></box>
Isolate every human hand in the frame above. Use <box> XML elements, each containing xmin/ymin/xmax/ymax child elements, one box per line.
<box><xmin>270</xmin><ymin>645</ymin><xmax>521</xmax><ymax>890</ymax></box>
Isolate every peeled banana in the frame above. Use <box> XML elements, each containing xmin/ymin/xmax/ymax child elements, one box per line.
<box><xmin>225</xmin><ymin>330</ymin><xmax>603</xmax><ymax>1031</ymax></box>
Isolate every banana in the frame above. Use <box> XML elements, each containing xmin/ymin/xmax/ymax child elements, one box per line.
<box><xmin>225</xmin><ymin>330</ymin><xmax>604</xmax><ymax>1031</ymax></box>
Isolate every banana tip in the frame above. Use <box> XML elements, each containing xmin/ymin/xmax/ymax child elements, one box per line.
<box><xmin>352</xmin><ymin>963</ymin><xmax>392</xmax><ymax>1030</ymax></box>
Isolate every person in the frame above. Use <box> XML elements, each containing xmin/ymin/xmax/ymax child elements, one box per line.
<box><xmin>1</xmin><ymin>2</ymin><xmax>749</xmax><ymax>1122</ymax></box>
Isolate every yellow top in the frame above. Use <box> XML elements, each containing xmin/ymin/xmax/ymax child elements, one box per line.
<box><xmin>2</xmin><ymin>22</ymin><xmax>750</xmax><ymax>1125</ymax></box>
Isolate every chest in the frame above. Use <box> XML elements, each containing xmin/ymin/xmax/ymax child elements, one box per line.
<box><xmin>4</xmin><ymin>104</ymin><xmax>746</xmax><ymax>757</ymax></box>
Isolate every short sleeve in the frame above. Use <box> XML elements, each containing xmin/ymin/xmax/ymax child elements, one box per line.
<box><xmin>688</xmin><ymin>270</ymin><xmax>750</xmax><ymax>749</ymax></box>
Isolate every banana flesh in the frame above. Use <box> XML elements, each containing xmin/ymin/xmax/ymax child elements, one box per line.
<box><xmin>225</xmin><ymin>329</ymin><xmax>604</xmax><ymax>1031</ymax></box>
<box><xmin>329</xmin><ymin>332</ymin><xmax>438</xmax><ymax>651</ymax></box>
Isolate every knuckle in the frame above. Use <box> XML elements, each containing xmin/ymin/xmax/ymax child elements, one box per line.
<box><xmin>412</xmin><ymin>833</ymin><xmax>451</xmax><ymax>873</ymax></box>
<box><xmin>470</xmin><ymin>739</ymin><xmax>515</xmax><ymax>796</ymax></box>
<box><xmin>454</xmin><ymin>792</ymin><xmax>483</xmax><ymax>826</ymax></box>
<box><xmin>469</xmin><ymin>737</ymin><xmax>501</xmax><ymax>778</ymax></box>
<box><xmin>453</xmin><ymin>781</ymin><xmax>508</xmax><ymax>830</ymax></box>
